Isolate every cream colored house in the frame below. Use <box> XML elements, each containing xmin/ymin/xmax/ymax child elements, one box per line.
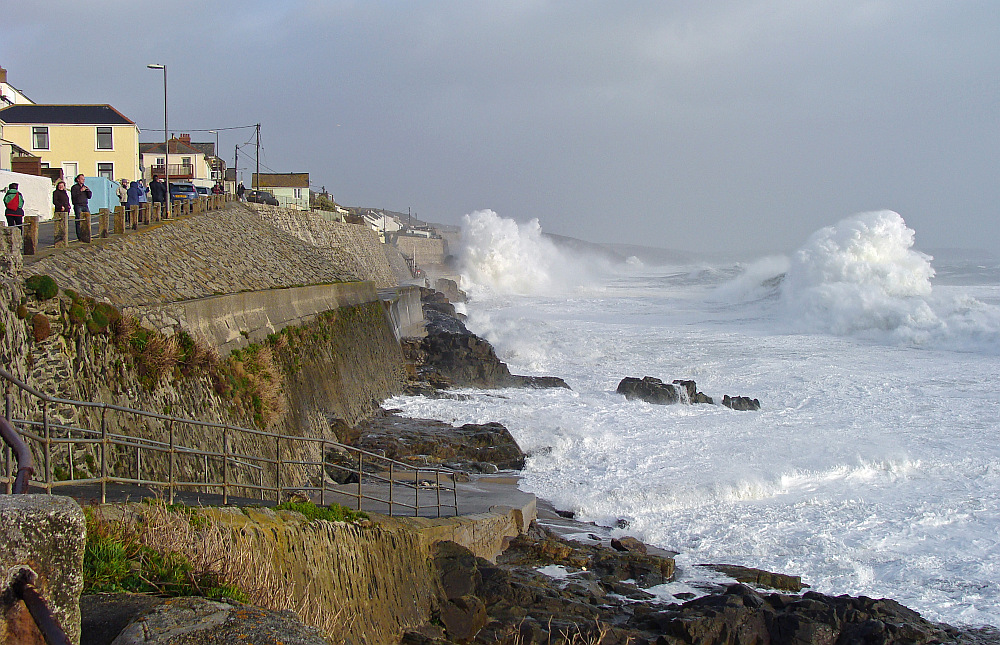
<box><xmin>0</xmin><ymin>104</ymin><xmax>140</xmax><ymax>182</ymax></box>
<box><xmin>252</xmin><ymin>172</ymin><xmax>310</xmax><ymax>209</ymax></box>
<box><xmin>139</xmin><ymin>134</ymin><xmax>213</xmax><ymax>184</ymax></box>
<box><xmin>0</xmin><ymin>66</ymin><xmax>34</xmax><ymax>106</ymax></box>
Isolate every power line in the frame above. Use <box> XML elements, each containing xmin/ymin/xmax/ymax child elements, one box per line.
<box><xmin>136</xmin><ymin>123</ymin><xmax>259</xmax><ymax>134</ymax></box>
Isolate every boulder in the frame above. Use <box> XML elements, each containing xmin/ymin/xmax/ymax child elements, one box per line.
<box><xmin>723</xmin><ymin>394</ymin><xmax>761</xmax><ymax>411</ymax></box>
<box><xmin>109</xmin><ymin>597</ymin><xmax>330</xmax><ymax>645</ymax></box>
<box><xmin>616</xmin><ymin>376</ymin><xmax>679</xmax><ymax>404</ymax></box>
<box><xmin>1</xmin><ymin>495</ymin><xmax>86</xmax><ymax>645</ymax></box>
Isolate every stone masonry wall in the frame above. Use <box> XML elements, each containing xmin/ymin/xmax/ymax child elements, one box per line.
<box><xmin>24</xmin><ymin>203</ymin><xmax>396</xmax><ymax>307</ymax></box>
<box><xmin>253</xmin><ymin>203</ymin><xmax>398</xmax><ymax>289</ymax></box>
<box><xmin>395</xmin><ymin>235</ymin><xmax>449</xmax><ymax>271</ymax></box>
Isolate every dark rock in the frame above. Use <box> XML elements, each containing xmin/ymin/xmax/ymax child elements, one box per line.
<box><xmin>554</xmin><ymin>509</ymin><xmax>576</xmax><ymax>519</ymax></box>
<box><xmin>617</xmin><ymin>376</ymin><xmax>679</xmax><ymax>404</ymax></box>
<box><xmin>723</xmin><ymin>394</ymin><xmax>761</xmax><ymax>411</ymax></box>
<box><xmin>439</xmin><ymin>595</ymin><xmax>488</xmax><ymax>643</ymax></box>
<box><xmin>348</xmin><ymin>412</ymin><xmax>527</xmax><ymax>473</ymax></box>
<box><xmin>434</xmin><ymin>541</ymin><xmax>483</xmax><ymax>600</ymax></box>
<box><xmin>610</xmin><ymin>536</ymin><xmax>647</xmax><ymax>554</ymax></box>
<box><xmin>700</xmin><ymin>563</ymin><xmax>806</xmax><ymax>592</ymax></box>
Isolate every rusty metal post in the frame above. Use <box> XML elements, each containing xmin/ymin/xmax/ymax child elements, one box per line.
<box><xmin>10</xmin><ymin>568</ymin><xmax>73</xmax><ymax>645</ymax></box>
<box><xmin>168</xmin><ymin>420</ymin><xmax>175</xmax><ymax>505</ymax></box>
<box><xmin>222</xmin><ymin>428</ymin><xmax>229</xmax><ymax>505</ymax></box>
<box><xmin>275</xmin><ymin>435</ymin><xmax>282</xmax><ymax>503</ymax></box>
<box><xmin>43</xmin><ymin>400</ymin><xmax>51</xmax><ymax>493</ymax></box>
<box><xmin>101</xmin><ymin>407</ymin><xmax>107</xmax><ymax>503</ymax></box>
<box><xmin>357</xmin><ymin>453</ymin><xmax>363</xmax><ymax>510</ymax></box>
<box><xmin>320</xmin><ymin>441</ymin><xmax>326</xmax><ymax>507</ymax></box>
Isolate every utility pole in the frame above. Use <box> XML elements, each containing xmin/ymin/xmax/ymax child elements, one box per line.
<box><xmin>254</xmin><ymin>123</ymin><xmax>261</xmax><ymax>190</ymax></box>
<box><xmin>234</xmin><ymin>144</ymin><xmax>238</xmax><ymax>190</ymax></box>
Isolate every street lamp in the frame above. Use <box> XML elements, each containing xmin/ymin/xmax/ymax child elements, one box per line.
<box><xmin>147</xmin><ymin>64</ymin><xmax>168</xmax><ymax>205</ymax></box>
<box><xmin>208</xmin><ymin>129</ymin><xmax>219</xmax><ymax>184</ymax></box>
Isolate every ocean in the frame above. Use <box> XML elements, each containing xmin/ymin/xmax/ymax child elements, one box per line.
<box><xmin>388</xmin><ymin>209</ymin><xmax>1000</xmax><ymax>628</ymax></box>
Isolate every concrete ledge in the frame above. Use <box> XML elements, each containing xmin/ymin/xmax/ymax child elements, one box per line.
<box><xmin>131</xmin><ymin>281</ymin><xmax>378</xmax><ymax>353</ymax></box>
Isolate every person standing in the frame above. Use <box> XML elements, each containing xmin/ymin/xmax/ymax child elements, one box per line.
<box><xmin>53</xmin><ymin>180</ymin><xmax>71</xmax><ymax>222</ymax></box>
<box><xmin>236</xmin><ymin>181</ymin><xmax>245</xmax><ymax>201</ymax></box>
<box><xmin>3</xmin><ymin>182</ymin><xmax>25</xmax><ymax>227</ymax></box>
<box><xmin>149</xmin><ymin>174</ymin><xmax>167</xmax><ymax>211</ymax></box>
<box><xmin>117</xmin><ymin>178</ymin><xmax>128</xmax><ymax>207</ymax></box>
<box><xmin>70</xmin><ymin>173</ymin><xmax>92</xmax><ymax>239</ymax></box>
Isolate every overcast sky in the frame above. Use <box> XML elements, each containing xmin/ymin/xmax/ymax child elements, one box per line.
<box><xmin>6</xmin><ymin>1</ymin><xmax>999</xmax><ymax>257</ymax></box>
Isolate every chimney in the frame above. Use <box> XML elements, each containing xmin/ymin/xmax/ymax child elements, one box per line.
<box><xmin>178</xmin><ymin>133</ymin><xmax>191</xmax><ymax>144</ymax></box>
<box><xmin>0</xmin><ymin>67</ymin><xmax>7</xmax><ymax>84</ymax></box>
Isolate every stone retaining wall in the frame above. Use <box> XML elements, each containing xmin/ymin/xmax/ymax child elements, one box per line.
<box><xmin>252</xmin><ymin>204</ymin><xmax>399</xmax><ymax>289</ymax></box>
<box><xmin>24</xmin><ymin>203</ymin><xmax>394</xmax><ymax>307</ymax></box>
<box><xmin>135</xmin><ymin>281</ymin><xmax>380</xmax><ymax>353</ymax></box>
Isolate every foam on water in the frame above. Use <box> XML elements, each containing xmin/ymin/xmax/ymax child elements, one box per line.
<box><xmin>390</xmin><ymin>210</ymin><xmax>1000</xmax><ymax>626</ymax></box>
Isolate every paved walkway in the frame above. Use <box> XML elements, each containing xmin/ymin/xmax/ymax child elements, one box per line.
<box><xmin>25</xmin><ymin>472</ymin><xmax>537</xmax><ymax>521</ymax></box>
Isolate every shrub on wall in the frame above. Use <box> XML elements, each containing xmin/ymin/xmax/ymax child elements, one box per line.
<box><xmin>25</xmin><ymin>274</ymin><xmax>58</xmax><ymax>300</ymax></box>
<box><xmin>31</xmin><ymin>312</ymin><xmax>50</xmax><ymax>342</ymax></box>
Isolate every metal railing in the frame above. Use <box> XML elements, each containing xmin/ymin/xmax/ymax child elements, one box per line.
<box><xmin>0</xmin><ymin>367</ymin><xmax>458</xmax><ymax>517</ymax></box>
<box><xmin>1</xmin><ymin>416</ymin><xmax>72</xmax><ymax>645</ymax></box>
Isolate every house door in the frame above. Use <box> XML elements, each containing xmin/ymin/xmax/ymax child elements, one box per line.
<box><xmin>62</xmin><ymin>162</ymin><xmax>78</xmax><ymax>181</ymax></box>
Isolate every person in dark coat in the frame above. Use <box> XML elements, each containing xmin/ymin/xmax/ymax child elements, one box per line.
<box><xmin>149</xmin><ymin>174</ymin><xmax>167</xmax><ymax>205</ymax></box>
<box><xmin>70</xmin><ymin>174</ymin><xmax>92</xmax><ymax>238</ymax></box>
<box><xmin>52</xmin><ymin>181</ymin><xmax>71</xmax><ymax>222</ymax></box>
<box><xmin>236</xmin><ymin>182</ymin><xmax>245</xmax><ymax>201</ymax></box>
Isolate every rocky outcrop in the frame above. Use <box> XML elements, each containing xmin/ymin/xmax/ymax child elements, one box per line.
<box><xmin>618</xmin><ymin>376</ymin><xmax>760</xmax><ymax>410</ymax></box>
<box><xmin>347</xmin><ymin>410</ymin><xmax>526</xmax><ymax>473</ymax></box>
<box><xmin>403</xmin><ymin>525</ymin><xmax>990</xmax><ymax>645</ymax></box>
<box><xmin>403</xmin><ymin>292</ymin><xmax>569</xmax><ymax>391</ymax></box>
<box><xmin>102</xmin><ymin>596</ymin><xmax>331</xmax><ymax>645</ymax></box>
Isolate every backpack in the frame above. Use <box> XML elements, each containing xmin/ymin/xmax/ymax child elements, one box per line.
<box><xmin>3</xmin><ymin>190</ymin><xmax>21</xmax><ymax>211</ymax></box>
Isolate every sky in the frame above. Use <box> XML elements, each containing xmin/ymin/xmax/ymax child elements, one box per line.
<box><xmin>5</xmin><ymin>1</ymin><xmax>999</xmax><ymax>258</ymax></box>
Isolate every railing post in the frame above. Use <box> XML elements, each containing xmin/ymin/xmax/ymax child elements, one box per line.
<box><xmin>101</xmin><ymin>407</ymin><xmax>107</xmax><ymax>503</ymax></box>
<box><xmin>22</xmin><ymin>215</ymin><xmax>38</xmax><ymax>255</ymax></box>
<box><xmin>275</xmin><ymin>436</ymin><xmax>282</xmax><ymax>504</ymax></box>
<box><xmin>78</xmin><ymin>212</ymin><xmax>92</xmax><ymax>243</ymax></box>
<box><xmin>389</xmin><ymin>462</ymin><xmax>394</xmax><ymax>515</ymax></box>
<box><xmin>98</xmin><ymin>208</ymin><xmax>110</xmax><ymax>238</ymax></box>
<box><xmin>168</xmin><ymin>420</ymin><xmax>174</xmax><ymax>505</ymax></box>
<box><xmin>4</xmin><ymin>383</ymin><xmax>11</xmax><ymax>494</ymax></box>
<box><xmin>223</xmin><ymin>427</ymin><xmax>229</xmax><ymax>505</ymax></box>
<box><xmin>113</xmin><ymin>205</ymin><xmax>125</xmax><ymax>234</ymax></box>
<box><xmin>436</xmin><ymin>470</ymin><xmax>442</xmax><ymax>518</ymax></box>
<box><xmin>129</xmin><ymin>205</ymin><xmax>138</xmax><ymax>230</ymax></box>
<box><xmin>53</xmin><ymin>212</ymin><xmax>69</xmax><ymax>248</ymax></box>
<box><xmin>320</xmin><ymin>441</ymin><xmax>326</xmax><ymax>507</ymax></box>
<box><xmin>357</xmin><ymin>453</ymin><xmax>363</xmax><ymax>511</ymax></box>
<box><xmin>43</xmin><ymin>400</ymin><xmax>51</xmax><ymax>493</ymax></box>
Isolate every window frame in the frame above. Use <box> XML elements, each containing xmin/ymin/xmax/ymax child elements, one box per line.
<box><xmin>97</xmin><ymin>162</ymin><xmax>114</xmax><ymax>181</ymax></box>
<box><xmin>96</xmin><ymin>126</ymin><xmax>114</xmax><ymax>150</ymax></box>
<box><xmin>32</xmin><ymin>126</ymin><xmax>49</xmax><ymax>150</ymax></box>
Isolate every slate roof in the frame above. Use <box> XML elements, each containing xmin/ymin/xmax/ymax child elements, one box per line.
<box><xmin>252</xmin><ymin>173</ymin><xmax>309</xmax><ymax>188</ymax></box>
<box><xmin>0</xmin><ymin>104</ymin><xmax>135</xmax><ymax>125</ymax></box>
<box><xmin>139</xmin><ymin>140</ymin><xmax>203</xmax><ymax>155</ymax></box>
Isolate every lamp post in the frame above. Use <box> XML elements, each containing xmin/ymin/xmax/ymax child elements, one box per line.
<box><xmin>146</xmin><ymin>64</ymin><xmax>168</xmax><ymax>207</ymax></box>
<box><xmin>208</xmin><ymin>129</ymin><xmax>219</xmax><ymax>184</ymax></box>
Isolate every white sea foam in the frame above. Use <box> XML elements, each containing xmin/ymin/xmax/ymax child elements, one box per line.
<box><xmin>459</xmin><ymin>209</ymin><xmax>605</xmax><ymax>296</ymax></box>
<box><xmin>386</xmin><ymin>212</ymin><xmax>1000</xmax><ymax>627</ymax></box>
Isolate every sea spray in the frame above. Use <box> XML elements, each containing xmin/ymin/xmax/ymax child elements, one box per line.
<box><xmin>459</xmin><ymin>209</ymin><xmax>602</xmax><ymax>296</ymax></box>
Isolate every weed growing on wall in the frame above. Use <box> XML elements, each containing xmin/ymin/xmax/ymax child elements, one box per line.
<box><xmin>274</xmin><ymin>499</ymin><xmax>368</xmax><ymax>523</ymax></box>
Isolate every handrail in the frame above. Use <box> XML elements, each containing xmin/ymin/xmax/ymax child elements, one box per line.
<box><xmin>0</xmin><ymin>416</ymin><xmax>33</xmax><ymax>493</ymax></box>
<box><xmin>1</xmin><ymin>366</ymin><xmax>458</xmax><ymax>516</ymax></box>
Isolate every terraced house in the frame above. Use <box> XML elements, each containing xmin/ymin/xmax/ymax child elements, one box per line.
<box><xmin>0</xmin><ymin>103</ymin><xmax>141</xmax><ymax>182</ymax></box>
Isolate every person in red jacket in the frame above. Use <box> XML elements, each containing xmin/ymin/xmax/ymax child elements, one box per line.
<box><xmin>3</xmin><ymin>182</ymin><xmax>25</xmax><ymax>227</ymax></box>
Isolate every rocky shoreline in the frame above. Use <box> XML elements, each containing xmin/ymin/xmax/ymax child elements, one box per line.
<box><xmin>383</xmin><ymin>287</ymin><xmax>1000</xmax><ymax>644</ymax></box>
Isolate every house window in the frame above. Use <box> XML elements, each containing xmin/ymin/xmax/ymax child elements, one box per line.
<box><xmin>32</xmin><ymin>126</ymin><xmax>49</xmax><ymax>150</ymax></box>
<box><xmin>96</xmin><ymin>127</ymin><xmax>113</xmax><ymax>150</ymax></box>
<box><xmin>294</xmin><ymin>188</ymin><xmax>303</xmax><ymax>199</ymax></box>
<box><xmin>97</xmin><ymin>162</ymin><xmax>114</xmax><ymax>181</ymax></box>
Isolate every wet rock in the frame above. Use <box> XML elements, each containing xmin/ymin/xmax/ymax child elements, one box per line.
<box><xmin>616</xmin><ymin>376</ymin><xmax>679</xmax><ymax>404</ymax></box>
<box><xmin>610</xmin><ymin>536</ymin><xmax>647</xmax><ymax>554</ymax></box>
<box><xmin>723</xmin><ymin>394</ymin><xmax>762</xmax><ymax>411</ymax></box>
<box><xmin>348</xmin><ymin>412</ymin><xmax>527</xmax><ymax>472</ymax></box>
<box><xmin>699</xmin><ymin>563</ymin><xmax>806</xmax><ymax>592</ymax></box>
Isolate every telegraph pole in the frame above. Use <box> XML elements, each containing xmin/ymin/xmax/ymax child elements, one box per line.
<box><xmin>254</xmin><ymin>123</ymin><xmax>261</xmax><ymax>190</ymax></box>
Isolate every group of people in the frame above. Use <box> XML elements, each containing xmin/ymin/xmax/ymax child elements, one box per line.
<box><xmin>3</xmin><ymin>174</ymin><xmax>228</xmax><ymax>234</ymax></box>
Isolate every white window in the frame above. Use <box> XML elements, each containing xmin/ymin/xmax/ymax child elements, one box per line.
<box><xmin>96</xmin><ymin>127</ymin><xmax>113</xmax><ymax>150</ymax></box>
<box><xmin>294</xmin><ymin>188</ymin><xmax>303</xmax><ymax>199</ymax></box>
<box><xmin>32</xmin><ymin>126</ymin><xmax>49</xmax><ymax>150</ymax></box>
<box><xmin>97</xmin><ymin>162</ymin><xmax>114</xmax><ymax>181</ymax></box>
